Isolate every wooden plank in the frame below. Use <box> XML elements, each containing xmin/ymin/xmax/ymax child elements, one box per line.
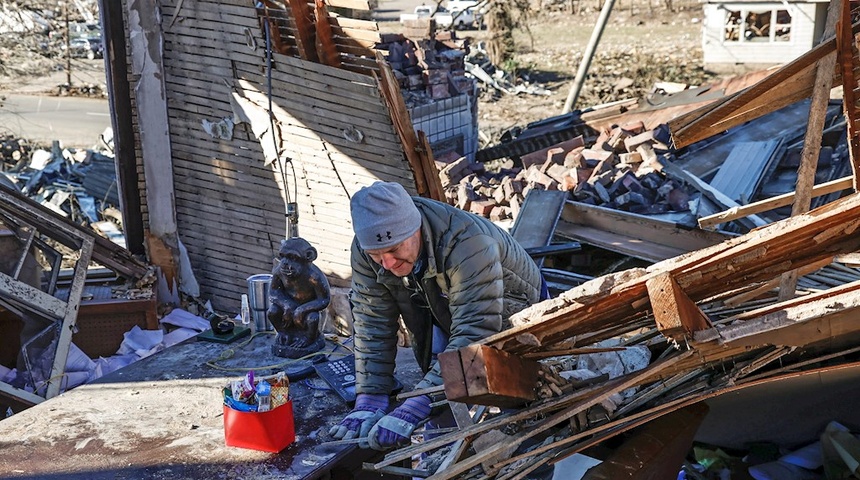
<box><xmin>438</xmin><ymin>347</ymin><xmax>469</xmax><ymax>400</ymax></box>
<box><xmin>330</xmin><ymin>24</ymin><xmax>381</xmax><ymax>43</ymax></box>
<box><xmin>315</xmin><ymin>0</ymin><xmax>341</xmax><ymax>67</ymax></box>
<box><xmin>698</xmin><ymin>176</ymin><xmax>855</xmax><ymax>229</ymax></box>
<box><xmin>839</xmin><ymin>0</ymin><xmax>860</xmax><ymax>187</ymax></box>
<box><xmin>375</xmin><ymin>52</ymin><xmax>427</xmax><ymax>198</ymax></box>
<box><xmin>646</xmin><ymin>272</ymin><xmax>712</xmax><ymax>341</ymax></box>
<box><xmin>780</xmin><ymin>0</ymin><xmax>843</xmax><ymax>301</ymax></box>
<box><xmin>332</xmin><ymin>42</ymin><xmax>376</xmax><ymax>59</ymax></box>
<box><xmin>556</xmin><ymin>201</ymin><xmax>731</xmax><ymax>262</ymax></box>
<box><xmin>482</xmin><ymin>193</ymin><xmax>860</xmax><ymax>356</ymax></box>
<box><xmin>439</xmin><ymin>345</ymin><xmax>541</xmax><ymax>407</ymax></box>
<box><xmin>0</xmin><ymin>271</ymin><xmax>68</xmax><ymax>320</ymax></box>
<box><xmin>286</xmin><ymin>0</ymin><xmax>319</xmax><ymax>62</ymax></box>
<box><xmin>417</xmin><ymin>130</ymin><xmax>445</xmax><ymax>201</ymax></box>
<box><xmin>327</xmin><ymin>16</ymin><xmax>378</xmax><ymax>30</ymax></box>
<box><xmin>669</xmin><ymin>18</ymin><xmax>860</xmax><ymax>149</ymax></box>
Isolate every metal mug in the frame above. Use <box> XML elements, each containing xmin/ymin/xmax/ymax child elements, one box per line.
<box><xmin>247</xmin><ymin>273</ymin><xmax>274</xmax><ymax>332</ymax></box>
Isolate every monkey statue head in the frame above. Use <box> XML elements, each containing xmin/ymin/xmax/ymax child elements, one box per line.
<box><xmin>277</xmin><ymin>237</ymin><xmax>318</xmax><ymax>279</ymax></box>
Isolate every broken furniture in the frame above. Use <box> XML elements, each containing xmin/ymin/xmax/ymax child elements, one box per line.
<box><xmin>0</xmin><ymin>183</ymin><xmax>148</xmax><ymax>407</ymax></box>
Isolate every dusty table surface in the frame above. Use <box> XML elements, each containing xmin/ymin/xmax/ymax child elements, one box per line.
<box><xmin>0</xmin><ymin>333</ymin><xmax>423</xmax><ymax>479</ymax></box>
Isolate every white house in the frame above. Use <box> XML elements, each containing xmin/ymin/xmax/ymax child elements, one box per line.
<box><xmin>702</xmin><ymin>0</ymin><xmax>829</xmax><ymax>67</ymax></box>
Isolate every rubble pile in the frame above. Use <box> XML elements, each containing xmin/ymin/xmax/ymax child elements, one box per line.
<box><xmin>438</xmin><ymin>122</ymin><xmax>693</xmax><ymax>223</ymax></box>
<box><xmin>0</xmin><ymin>132</ymin><xmax>125</xmax><ymax>246</ymax></box>
<box><xmin>379</xmin><ymin>22</ymin><xmax>476</xmax><ymax>108</ymax></box>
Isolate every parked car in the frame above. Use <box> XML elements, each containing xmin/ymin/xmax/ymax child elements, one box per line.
<box><xmin>399</xmin><ymin>4</ymin><xmax>478</xmax><ymax>29</ymax></box>
<box><xmin>66</xmin><ymin>37</ymin><xmax>103</xmax><ymax>60</ymax></box>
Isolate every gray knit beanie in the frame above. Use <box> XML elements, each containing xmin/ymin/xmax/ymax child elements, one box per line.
<box><xmin>350</xmin><ymin>181</ymin><xmax>421</xmax><ymax>250</ymax></box>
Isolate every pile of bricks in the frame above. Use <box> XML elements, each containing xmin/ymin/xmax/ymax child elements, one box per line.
<box><xmin>438</xmin><ymin>122</ymin><xmax>694</xmax><ymax>222</ymax></box>
<box><xmin>380</xmin><ymin>19</ymin><xmax>473</xmax><ymax>103</ymax></box>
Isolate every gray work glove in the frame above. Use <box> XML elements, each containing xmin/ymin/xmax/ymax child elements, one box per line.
<box><xmin>328</xmin><ymin>393</ymin><xmax>389</xmax><ymax>447</ymax></box>
<box><xmin>367</xmin><ymin>394</ymin><xmax>432</xmax><ymax>451</ymax></box>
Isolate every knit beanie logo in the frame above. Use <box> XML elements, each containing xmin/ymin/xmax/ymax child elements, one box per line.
<box><xmin>350</xmin><ymin>182</ymin><xmax>421</xmax><ymax>250</ymax></box>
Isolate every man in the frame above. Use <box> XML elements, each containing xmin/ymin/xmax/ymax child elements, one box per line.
<box><xmin>329</xmin><ymin>181</ymin><xmax>548</xmax><ymax>450</ymax></box>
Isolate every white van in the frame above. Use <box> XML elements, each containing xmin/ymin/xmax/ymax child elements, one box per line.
<box><xmin>445</xmin><ymin>1</ymin><xmax>485</xmax><ymax>28</ymax></box>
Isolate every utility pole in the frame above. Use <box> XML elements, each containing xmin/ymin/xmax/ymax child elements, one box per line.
<box><xmin>64</xmin><ymin>1</ymin><xmax>72</xmax><ymax>88</ymax></box>
<box><xmin>562</xmin><ymin>0</ymin><xmax>616</xmax><ymax>113</ymax></box>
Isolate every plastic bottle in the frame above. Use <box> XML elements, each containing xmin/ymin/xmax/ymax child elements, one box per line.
<box><xmin>241</xmin><ymin>294</ymin><xmax>252</xmax><ymax>333</ymax></box>
<box><xmin>256</xmin><ymin>379</ymin><xmax>271</xmax><ymax>412</ymax></box>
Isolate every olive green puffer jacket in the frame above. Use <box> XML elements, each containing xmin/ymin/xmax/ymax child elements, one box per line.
<box><xmin>350</xmin><ymin>197</ymin><xmax>543</xmax><ymax>394</ymax></box>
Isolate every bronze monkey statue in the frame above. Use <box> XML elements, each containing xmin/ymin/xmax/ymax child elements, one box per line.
<box><xmin>267</xmin><ymin>237</ymin><xmax>331</xmax><ymax>357</ymax></box>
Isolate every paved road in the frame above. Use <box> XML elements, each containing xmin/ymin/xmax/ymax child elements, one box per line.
<box><xmin>0</xmin><ymin>94</ymin><xmax>110</xmax><ymax>149</ymax></box>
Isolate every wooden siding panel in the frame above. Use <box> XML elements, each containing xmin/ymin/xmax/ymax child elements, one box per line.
<box><xmin>154</xmin><ymin>0</ymin><xmax>412</xmax><ymax>309</ymax></box>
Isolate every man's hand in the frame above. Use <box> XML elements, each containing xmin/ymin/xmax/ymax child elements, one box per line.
<box><xmin>328</xmin><ymin>393</ymin><xmax>389</xmax><ymax>445</ymax></box>
<box><xmin>367</xmin><ymin>395</ymin><xmax>432</xmax><ymax>451</ymax></box>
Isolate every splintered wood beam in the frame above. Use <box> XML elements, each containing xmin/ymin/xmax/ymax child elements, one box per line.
<box><xmin>438</xmin><ymin>344</ymin><xmax>540</xmax><ymax>407</ymax></box>
<box><xmin>326</xmin><ymin>0</ymin><xmax>371</xmax><ymax>9</ymax></box>
<box><xmin>697</xmin><ymin>176</ymin><xmax>855</xmax><ymax>229</ymax></box>
<box><xmin>668</xmin><ymin>19</ymin><xmax>860</xmax><ymax>149</ymax></box>
<box><xmin>780</xmin><ymin>0</ymin><xmax>843</xmax><ymax>301</ymax></box>
<box><xmin>482</xmin><ymin>193</ymin><xmax>860</xmax><ymax>356</ymax></box>
<box><xmin>374</xmin><ymin>52</ymin><xmax>434</xmax><ymax>199</ymax></box>
<box><xmin>287</xmin><ymin>0</ymin><xmax>319</xmax><ymax>62</ymax></box>
<box><xmin>418</xmin><ymin>130</ymin><xmax>445</xmax><ymax>201</ymax></box>
<box><xmin>646</xmin><ymin>272</ymin><xmax>712</xmax><ymax>341</ymax></box>
<box><xmin>839</xmin><ymin>0</ymin><xmax>860</xmax><ymax>186</ymax></box>
<box><xmin>314</xmin><ymin>0</ymin><xmax>340</xmax><ymax>67</ymax></box>
<box><xmin>695</xmin><ymin>279</ymin><xmax>860</xmax><ymax>345</ymax></box>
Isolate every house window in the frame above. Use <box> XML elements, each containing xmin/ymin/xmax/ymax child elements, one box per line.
<box><xmin>723</xmin><ymin>8</ymin><xmax>792</xmax><ymax>43</ymax></box>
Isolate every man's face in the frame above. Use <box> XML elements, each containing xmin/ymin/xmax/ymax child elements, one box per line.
<box><xmin>365</xmin><ymin>229</ymin><xmax>421</xmax><ymax>277</ymax></box>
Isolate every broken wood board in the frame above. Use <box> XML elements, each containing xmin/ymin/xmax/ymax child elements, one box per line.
<box><xmin>668</xmin><ymin>19</ymin><xmax>860</xmax><ymax>149</ymax></box>
<box><xmin>0</xmin><ymin>184</ymin><xmax>148</xmax><ymax>280</ymax></box>
<box><xmin>646</xmin><ymin>271</ymin><xmax>713</xmax><ymax>341</ymax></box>
<box><xmin>438</xmin><ymin>344</ymin><xmax>541</xmax><ymax>407</ymax></box>
<box><xmin>554</xmin><ymin>200</ymin><xmax>730</xmax><ymax>262</ymax></box>
<box><xmin>698</xmin><ymin>175</ymin><xmax>855</xmax><ymax>229</ymax></box>
<box><xmin>482</xmin><ymin>192</ymin><xmax>860</xmax><ymax>356</ymax></box>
